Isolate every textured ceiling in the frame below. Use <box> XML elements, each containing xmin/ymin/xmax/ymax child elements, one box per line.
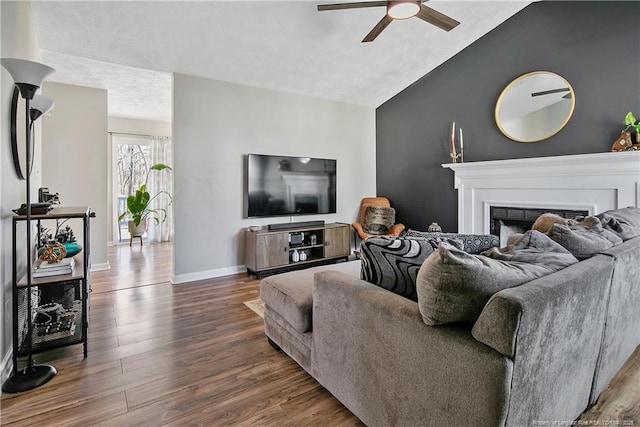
<box><xmin>31</xmin><ymin>1</ymin><xmax>531</xmax><ymax>122</ymax></box>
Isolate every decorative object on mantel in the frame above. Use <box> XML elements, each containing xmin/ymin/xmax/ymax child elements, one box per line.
<box><xmin>611</xmin><ymin>131</ymin><xmax>637</xmax><ymax>152</ymax></box>
<box><xmin>449</xmin><ymin>122</ymin><xmax>463</xmax><ymax>163</ymax></box>
<box><xmin>622</xmin><ymin>111</ymin><xmax>640</xmax><ymax>144</ymax></box>
<box><xmin>428</xmin><ymin>222</ymin><xmax>442</xmax><ymax>232</ymax></box>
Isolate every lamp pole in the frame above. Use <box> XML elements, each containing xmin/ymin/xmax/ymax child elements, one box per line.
<box><xmin>1</xmin><ymin>58</ymin><xmax>57</xmax><ymax>393</ymax></box>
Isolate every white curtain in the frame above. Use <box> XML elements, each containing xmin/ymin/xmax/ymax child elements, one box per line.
<box><xmin>147</xmin><ymin>136</ymin><xmax>173</xmax><ymax>242</ymax></box>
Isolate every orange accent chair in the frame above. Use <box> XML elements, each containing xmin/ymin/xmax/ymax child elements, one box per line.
<box><xmin>352</xmin><ymin>197</ymin><xmax>405</xmax><ymax>240</ymax></box>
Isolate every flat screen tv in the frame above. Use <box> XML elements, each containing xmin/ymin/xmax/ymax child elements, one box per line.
<box><xmin>246</xmin><ymin>154</ymin><xmax>337</xmax><ymax>218</ymax></box>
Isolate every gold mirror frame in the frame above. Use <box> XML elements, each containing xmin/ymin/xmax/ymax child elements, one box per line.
<box><xmin>495</xmin><ymin>71</ymin><xmax>576</xmax><ymax>143</ymax></box>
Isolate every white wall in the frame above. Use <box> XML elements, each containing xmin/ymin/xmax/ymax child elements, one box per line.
<box><xmin>0</xmin><ymin>0</ymin><xmax>44</xmax><ymax>383</ymax></box>
<box><xmin>172</xmin><ymin>73</ymin><xmax>376</xmax><ymax>283</ymax></box>
<box><xmin>41</xmin><ymin>82</ymin><xmax>109</xmax><ymax>270</ymax></box>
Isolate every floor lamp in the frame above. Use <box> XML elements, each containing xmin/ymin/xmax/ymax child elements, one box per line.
<box><xmin>1</xmin><ymin>58</ymin><xmax>56</xmax><ymax>393</ymax></box>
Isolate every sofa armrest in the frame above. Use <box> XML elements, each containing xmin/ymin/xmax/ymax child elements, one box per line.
<box><xmin>472</xmin><ymin>254</ymin><xmax>615</xmax><ymax>424</ymax></box>
<box><xmin>311</xmin><ymin>271</ymin><xmax>512</xmax><ymax>427</ymax></box>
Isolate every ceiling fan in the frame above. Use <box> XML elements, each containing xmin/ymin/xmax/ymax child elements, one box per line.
<box><xmin>317</xmin><ymin>1</ymin><xmax>460</xmax><ymax>43</ymax></box>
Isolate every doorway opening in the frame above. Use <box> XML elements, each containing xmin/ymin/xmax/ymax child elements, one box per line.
<box><xmin>110</xmin><ymin>133</ymin><xmax>173</xmax><ymax>245</ymax></box>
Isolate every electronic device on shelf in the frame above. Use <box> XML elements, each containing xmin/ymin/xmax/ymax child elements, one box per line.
<box><xmin>289</xmin><ymin>232</ymin><xmax>304</xmax><ymax>246</ymax></box>
<box><xmin>38</xmin><ymin>187</ymin><xmax>60</xmax><ymax>204</ymax></box>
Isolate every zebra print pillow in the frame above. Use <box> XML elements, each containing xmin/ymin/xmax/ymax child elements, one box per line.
<box><xmin>360</xmin><ymin>237</ymin><xmax>463</xmax><ymax>301</ymax></box>
<box><xmin>404</xmin><ymin>230</ymin><xmax>500</xmax><ymax>254</ymax></box>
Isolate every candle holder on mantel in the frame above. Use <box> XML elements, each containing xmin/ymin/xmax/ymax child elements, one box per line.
<box><xmin>450</xmin><ymin>152</ymin><xmax>462</xmax><ymax>163</ymax></box>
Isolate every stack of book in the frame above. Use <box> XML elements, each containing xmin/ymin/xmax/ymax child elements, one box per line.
<box><xmin>33</xmin><ymin>257</ymin><xmax>75</xmax><ymax>278</ymax></box>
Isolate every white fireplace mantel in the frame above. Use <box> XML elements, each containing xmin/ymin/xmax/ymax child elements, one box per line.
<box><xmin>443</xmin><ymin>151</ymin><xmax>640</xmax><ymax>234</ymax></box>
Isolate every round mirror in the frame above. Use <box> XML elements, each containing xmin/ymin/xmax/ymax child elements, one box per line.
<box><xmin>495</xmin><ymin>71</ymin><xmax>575</xmax><ymax>143</ymax></box>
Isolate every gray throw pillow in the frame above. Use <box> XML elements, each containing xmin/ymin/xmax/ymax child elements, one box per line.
<box><xmin>360</xmin><ymin>237</ymin><xmax>463</xmax><ymax>301</ymax></box>
<box><xmin>596</xmin><ymin>206</ymin><xmax>640</xmax><ymax>241</ymax></box>
<box><xmin>547</xmin><ymin>216</ymin><xmax>623</xmax><ymax>260</ymax></box>
<box><xmin>363</xmin><ymin>206</ymin><xmax>395</xmax><ymax>235</ymax></box>
<box><xmin>404</xmin><ymin>230</ymin><xmax>499</xmax><ymax>254</ymax></box>
<box><xmin>416</xmin><ymin>230</ymin><xmax>578</xmax><ymax>326</ymax></box>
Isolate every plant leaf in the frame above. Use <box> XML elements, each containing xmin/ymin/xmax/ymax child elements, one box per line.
<box><xmin>624</xmin><ymin>111</ymin><xmax>637</xmax><ymax>126</ymax></box>
<box><xmin>150</xmin><ymin>163</ymin><xmax>172</xmax><ymax>171</ymax></box>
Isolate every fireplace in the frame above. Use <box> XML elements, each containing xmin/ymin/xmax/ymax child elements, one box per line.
<box><xmin>443</xmin><ymin>152</ymin><xmax>640</xmax><ymax>236</ymax></box>
<box><xmin>489</xmin><ymin>205</ymin><xmax>588</xmax><ymax>246</ymax></box>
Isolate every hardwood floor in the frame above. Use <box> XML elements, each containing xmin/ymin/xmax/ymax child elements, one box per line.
<box><xmin>1</xmin><ymin>243</ymin><xmax>360</xmax><ymax>426</ymax></box>
<box><xmin>1</xmin><ymin>242</ymin><xmax>638</xmax><ymax>426</ymax></box>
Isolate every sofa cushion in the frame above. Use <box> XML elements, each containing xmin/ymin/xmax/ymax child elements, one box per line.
<box><xmin>547</xmin><ymin>216</ymin><xmax>622</xmax><ymax>260</ymax></box>
<box><xmin>416</xmin><ymin>230</ymin><xmax>578</xmax><ymax>325</ymax></box>
<box><xmin>596</xmin><ymin>206</ymin><xmax>640</xmax><ymax>241</ymax></box>
<box><xmin>363</xmin><ymin>206</ymin><xmax>395</xmax><ymax>235</ymax></box>
<box><xmin>260</xmin><ymin>261</ymin><xmax>361</xmax><ymax>333</ymax></box>
<box><xmin>404</xmin><ymin>230</ymin><xmax>499</xmax><ymax>254</ymax></box>
<box><xmin>360</xmin><ymin>237</ymin><xmax>462</xmax><ymax>301</ymax></box>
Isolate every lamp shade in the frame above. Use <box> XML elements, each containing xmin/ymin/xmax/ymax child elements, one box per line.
<box><xmin>1</xmin><ymin>58</ymin><xmax>55</xmax><ymax>99</ymax></box>
<box><xmin>30</xmin><ymin>95</ymin><xmax>55</xmax><ymax>121</ymax></box>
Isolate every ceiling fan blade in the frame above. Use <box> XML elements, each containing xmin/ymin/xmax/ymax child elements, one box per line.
<box><xmin>416</xmin><ymin>4</ymin><xmax>460</xmax><ymax>31</ymax></box>
<box><xmin>362</xmin><ymin>14</ymin><xmax>393</xmax><ymax>42</ymax></box>
<box><xmin>318</xmin><ymin>1</ymin><xmax>387</xmax><ymax>11</ymax></box>
<box><xmin>531</xmin><ymin>87</ymin><xmax>571</xmax><ymax>97</ymax></box>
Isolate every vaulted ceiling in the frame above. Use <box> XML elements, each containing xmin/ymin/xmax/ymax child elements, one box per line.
<box><xmin>30</xmin><ymin>1</ymin><xmax>531</xmax><ymax>122</ymax></box>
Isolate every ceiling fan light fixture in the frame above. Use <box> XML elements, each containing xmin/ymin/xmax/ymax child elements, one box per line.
<box><xmin>387</xmin><ymin>1</ymin><xmax>420</xmax><ymax>20</ymax></box>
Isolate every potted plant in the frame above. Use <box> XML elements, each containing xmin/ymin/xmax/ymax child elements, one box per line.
<box><xmin>623</xmin><ymin>111</ymin><xmax>640</xmax><ymax>144</ymax></box>
<box><xmin>117</xmin><ymin>163</ymin><xmax>172</xmax><ymax>236</ymax></box>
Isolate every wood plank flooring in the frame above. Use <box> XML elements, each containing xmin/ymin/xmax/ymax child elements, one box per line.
<box><xmin>1</xmin><ymin>243</ymin><xmax>360</xmax><ymax>426</ymax></box>
<box><xmin>1</xmin><ymin>242</ymin><xmax>638</xmax><ymax>426</ymax></box>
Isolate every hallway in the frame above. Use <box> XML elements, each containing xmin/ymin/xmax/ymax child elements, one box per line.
<box><xmin>90</xmin><ymin>242</ymin><xmax>173</xmax><ymax>294</ymax></box>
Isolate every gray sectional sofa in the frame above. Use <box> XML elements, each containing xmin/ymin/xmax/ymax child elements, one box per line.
<box><xmin>260</xmin><ymin>208</ymin><xmax>640</xmax><ymax>427</ymax></box>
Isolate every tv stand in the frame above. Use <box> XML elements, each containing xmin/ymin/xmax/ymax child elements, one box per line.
<box><xmin>245</xmin><ymin>222</ymin><xmax>350</xmax><ymax>279</ymax></box>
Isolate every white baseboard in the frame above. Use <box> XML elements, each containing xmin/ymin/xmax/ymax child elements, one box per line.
<box><xmin>171</xmin><ymin>265</ymin><xmax>246</xmax><ymax>284</ymax></box>
<box><xmin>1</xmin><ymin>347</ymin><xmax>13</xmax><ymax>385</ymax></box>
<box><xmin>90</xmin><ymin>262</ymin><xmax>111</xmax><ymax>272</ymax></box>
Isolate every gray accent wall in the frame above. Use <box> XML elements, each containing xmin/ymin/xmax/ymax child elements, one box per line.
<box><xmin>376</xmin><ymin>1</ymin><xmax>640</xmax><ymax>233</ymax></box>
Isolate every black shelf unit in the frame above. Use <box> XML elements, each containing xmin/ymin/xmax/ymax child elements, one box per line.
<box><xmin>10</xmin><ymin>206</ymin><xmax>91</xmax><ymax>373</ymax></box>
